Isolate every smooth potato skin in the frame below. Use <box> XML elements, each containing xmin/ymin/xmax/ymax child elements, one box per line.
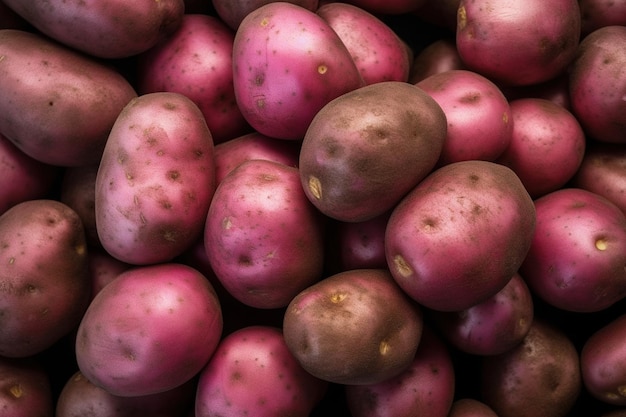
<box><xmin>0</xmin><ymin>357</ymin><xmax>53</xmax><ymax>417</ymax></box>
<box><xmin>3</xmin><ymin>0</ymin><xmax>185</xmax><ymax>58</ymax></box>
<box><xmin>0</xmin><ymin>199</ymin><xmax>90</xmax><ymax>358</ymax></box>
<box><xmin>0</xmin><ymin>29</ymin><xmax>137</xmax><ymax>167</ymax></box>
<box><xmin>96</xmin><ymin>92</ymin><xmax>216</xmax><ymax>266</ymax></box>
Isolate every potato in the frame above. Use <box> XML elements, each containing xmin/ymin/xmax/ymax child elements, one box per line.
<box><xmin>212</xmin><ymin>0</ymin><xmax>320</xmax><ymax>30</ymax></box>
<box><xmin>0</xmin><ymin>29</ymin><xmax>137</xmax><ymax>167</ymax></box>
<box><xmin>520</xmin><ymin>188</ymin><xmax>626</xmax><ymax>313</ymax></box>
<box><xmin>0</xmin><ymin>199</ymin><xmax>90</xmax><ymax>358</ymax></box>
<box><xmin>342</xmin><ymin>0</ymin><xmax>427</xmax><ymax>14</ymax></box>
<box><xmin>345</xmin><ymin>325</ymin><xmax>455</xmax><ymax>417</ymax></box>
<box><xmin>481</xmin><ymin>319</ymin><xmax>581</xmax><ymax>417</ymax></box>
<box><xmin>60</xmin><ymin>164</ymin><xmax>100</xmax><ymax>248</ymax></box>
<box><xmin>0</xmin><ymin>357</ymin><xmax>53</xmax><ymax>417</ymax></box>
<box><xmin>416</xmin><ymin>69</ymin><xmax>513</xmax><ymax>165</ymax></box>
<box><xmin>204</xmin><ymin>159</ymin><xmax>325</xmax><ymax>309</ymax></box>
<box><xmin>232</xmin><ymin>2</ymin><xmax>364</xmax><ymax>140</ymax></box>
<box><xmin>299</xmin><ymin>81</ymin><xmax>447</xmax><ymax>222</ymax></box>
<box><xmin>2</xmin><ymin>0</ymin><xmax>185</xmax><ymax>59</ymax></box>
<box><xmin>75</xmin><ymin>263</ymin><xmax>223</xmax><ymax>397</ymax></box>
<box><xmin>579</xmin><ymin>0</ymin><xmax>626</xmax><ymax>36</ymax></box>
<box><xmin>195</xmin><ymin>326</ymin><xmax>328</xmax><ymax>417</ymax></box>
<box><xmin>282</xmin><ymin>268</ymin><xmax>424</xmax><ymax>385</ymax></box>
<box><xmin>408</xmin><ymin>38</ymin><xmax>466</xmax><ymax>84</ymax></box>
<box><xmin>385</xmin><ymin>160</ymin><xmax>536</xmax><ymax>312</ymax></box>
<box><xmin>137</xmin><ymin>14</ymin><xmax>251</xmax><ymax>144</ymax></box>
<box><xmin>86</xmin><ymin>248</ymin><xmax>132</xmax><ymax>300</ymax></box>
<box><xmin>448</xmin><ymin>398</ymin><xmax>499</xmax><ymax>417</ymax></box>
<box><xmin>95</xmin><ymin>92</ymin><xmax>216</xmax><ymax>266</ymax></box>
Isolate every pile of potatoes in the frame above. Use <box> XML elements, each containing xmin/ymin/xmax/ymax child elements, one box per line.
<box><xmin>0</xmin><ymin>0</ymin><xmax>625</xmax><ymax>416</ymax></box>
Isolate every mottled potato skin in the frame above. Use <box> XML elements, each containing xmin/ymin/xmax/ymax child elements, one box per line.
<box><xmin>0</xmin><ymin>199</ymin><xmax>90</xmax><ymax>358</ymax></box>
<box><xmin>95</xmin><ymin>92</ymin><xmax>216</xmax><ymax>266</ymax></box>
<box><xmin>2</xmin><ymin>0</ymin><xmax>185</xmax><ymax>58</ymax></box>
<box><xmin>0</xmin><ymin>29</ymin><xmax>138</xmax><ymax>167</ymax></box>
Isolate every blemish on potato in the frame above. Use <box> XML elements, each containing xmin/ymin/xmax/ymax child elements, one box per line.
<box><xmin>595</xmin><ymin>238</ymin><xmax>608</xmax><ymax>250</ymax></box>
<box><xmin>167</xmin><ymin>170</ymin><xmax>180</xmax><ymax>181</ymax></box>
<box><xmin>222</xmin><ymin>217</ymin><xmax>232</xmax><ymax>230</ymax></box>
<box><xmin>457</xmin><ymin>6</ymin><xmax>467</xmax><ymax>30</ymax></box>
<box><xmin>330</xmin><ymin>292</ymin><xmax>347</xmax><ymax>303</ymax></box>
<box><xmin>9</xmin><ymin>384</ymin><xmax>22</xmax><ymax>399</ymax></box>
<box><xmin>379</xmin><ymin>340</ymin><xmax>390</xmax><ymax>355</ymax></box>
<box><xmin>308</xmin><ymin>176</ymin><xmax>322</xmax><ymax>200</ymax></box>
<box><xmin>260</xmin><ymin>17</ymin><xmax>270</xmax><ymax>27</ymax></box>
<box><xmin>393</xmin><ymin>255</ymin><xmax>413</xmax><ymax>277</ymax></box>
<box><xmin>317</xmin><ymin>64</ymin><xmax>328</xmax><ymax>74</ymax></box>
<box><xmin>8</xmin><ymin>257</ymin><xmax>15</xmax><ymax>265</ymax></box>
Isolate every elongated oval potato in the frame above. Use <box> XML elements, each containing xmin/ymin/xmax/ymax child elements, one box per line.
<box><xmin>0</xmin><ymin>29</ymin><xmax>137</xmax><ymax>167</ymax></box>
<box><xmin>2</xmin><ymin>0</ymin><xmax>184</xmax><ymax>59</ymax></box>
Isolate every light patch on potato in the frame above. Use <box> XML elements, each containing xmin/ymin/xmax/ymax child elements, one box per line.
<box><xmin>9</xmin><ymin>384</ymin><xmax>22</xmax><ymax>399</ymax></box>
<box><xmin>308</xmin><ymin>176</ymin><xmax>322</xmax><ymax>200</ymax></box>
<box><xmin>379</xmin><ymin>340</ymin><xmax>390</xmax><ymax>355</ymax></box>
<box><xmin>595</xmin><ymin>237</ymin><xmax>608</xmax><ymax>250</ymax></box>
<box><xmin>393</xmin><ymin>254</ymin><xmax>413</xmax><ymax>278</ymax></box>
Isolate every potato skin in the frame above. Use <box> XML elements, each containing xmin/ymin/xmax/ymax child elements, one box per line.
<box><xmin>0</xmin><ymin>29</ymin><xmax>137</xmax><ymax>167</ymax></box>
<box><xmin>0</xmin><ymin>199</ymin><xmax>90</xmax><ymax>358</ymax></box>
<box><xmin>2</xmin><ymin>0</ymin><xmax>185</xmax><ymax>59</ymax></box>
<box><xmin>282</xmin><ymin>268</ymin><xmax>423</xmax><ymax>385</ymax></box>
<box><xmin>95</xmin><ymin>92</ymin><xmax>216</xmax><ymax>265</ymax></box>
<box><xmin>0</xmin><ymin>357</ymin><xmax>54</xmax><ymax>417</ymax></box>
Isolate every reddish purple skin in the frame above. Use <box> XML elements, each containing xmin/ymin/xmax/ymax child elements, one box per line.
<box><xmin>345</xmin><ymin>325</ymin><xmax>455</xmax><ymax>417</ymax></box>
<box><xmin>581</xmin><ymin>314</ymin><xmax>626</xmax><ymax>406</ymax></box>
<box><xmin>332</xmin><ymin>211</ymin><xmax>390</xmax><ymax>271</ymax></box>
<box><xmin>343</xmin><ymin>0</ymin><xmax>427</xmax><ymax>14</ymax></box>
<box><xmin>60</xmin><ymin>164</ymin><xmax>100</xmax><ymax>247</ymax></box>
<box><xmin>495</xmin><ymin>98</ymin><xmax>586</xmax><ymax>198</ymax></box>
<box><xmin>408</xmin><ymin>38</ymin><xmax>466</xmax><ymax>83</ymax></box>
<box><xmin>448</xmin><ymin>398</ymin><xmax>499</xmax><ymax>417</ymax></box>
<box><xmin>520</xmin><ymin>188</ymin><xmax>626</xmax><ymax>313</ymax></box>
<box><xmin>87</xmin><ymin>248</ymin><xmax>132</xmax><ymax>300</ymax></box>
<box><xmin>212</xmin><ymin>0</ymin><xmax>319</xmax><ymax>30</ymax></box>
<box><xmin>431</xmin><ymin>273</ymin><xmax>534</xmax><ymax>356</ymax></box>
<box><xmin>0</xmin><ymin>357</ymin><xmax>53</xmax><ymax>417</ymax></box>
<box><xmin>195</xmin><ymin>326</ymin><xmax>328</xmax><ymax>417</ymax></box>
<box><xmin>579</xmin><ymin>0</ymin><xmax>626</xmax><ymax>36</ymax></box>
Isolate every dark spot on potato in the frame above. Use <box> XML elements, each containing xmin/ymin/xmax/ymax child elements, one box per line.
<box><xmin>469</xmin><ymin>174</ymin><xmax>480</xmax><ymax>183</ymax></box>
<box><xmin>460</xmin><ymin>92</ymin><xmax>481</xmax><ymax>103</ymax></box>
<box><xmin>239</xmin><ymin>255</ymin><xmax>252</xmax><ymax>266</ymax></box>
<box><xmin>167</xmin><ymin>170</ymin><xmax>180</xmax><ymax>181</ymax></box>
<box><xmin>163</xmin><ymin>102</ymin><xmax>176</xmax><ymax>110</ymax></box>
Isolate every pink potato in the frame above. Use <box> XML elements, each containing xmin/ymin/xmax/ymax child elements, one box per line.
<box><xmin>495</xmin><ymin>97</ymin><xmax>586</xmax><ymax>199</ymax></box>
<box><xmin>569</xmin><ymin>25</ymin><xmax>626</xmax><ymax>144</ymax></box>
<box><xmin>213</xmin><ymin>131</ymin><xmax>301</xmax><ymax>185</ymax></box>
<box><xmin>0</xmin><ymin>199</ymin><xmax>90</xmax><ymax>358</ymax></box>
<box><xmin>204</xmin><ymin>159</ymin><xmax>325</xmax><ymax>309</ymax></box>
<box><xmin>232</xmin><ymin>2</ymin><xmax>365</xmax><ymax>140</ymax></box>
<box><xmin>136</xmin><ymin>14</ymin><xmax>251</xmax><ymax>144</ymax></box>
<box><xmin>0</xmin><ymin>133</ymin><xmax>60</xmax><ymax>216</ymax></box>
<box><xmin>316</xmin><ymin>2</ymin><xmax>412</xmax><ymax>84</ymax></box>
<box><xmin>579</xmin><ymin>0</ymin><xmax>626</xmax><ymax>36</ymax></box>
<box><xmin>212</xmin><ymin>0</ymin><xmax>319</xmax><ymax>30</ymax></box>
<box><xmin>60</xmin><ymin>164</ymin><xmax>100</xmax><ymax>248</ymax></box>
<box><xmin>345</xmin><ymin>325</ymin><xmax>455</xmax><ymax>417</ymax></box>
<box><xmin>195</xmin><ymin>326</ymin><xmax>328</xmax><ymax>417</ymax></box>
<box><xmin>456</xmin><ymin>0</ymin><xmax>581</xmax><ymax>86</ymax></box>
<box><xmin>86</xmin><ymin>248</ymin><xmax>132</xmax><ymax>300</ymax></box>
<box><xmin>416</xmin><ymin>69</ymin><xmax>513</xmax><ymax>165</ymax></box>
<box><xmin>430</xmin><ymin>273</ymin><xmax>534</xmax><ymax>356</ymax></box>
<box><xmin>0</xmin><ymin>357</ymin><xmax>53</xmax><ymax>417</ymax></box>
<box><xmin>408</xmin><ymin>38</ymin><xmax>466</xmax><ymax>84</ymax></box>
<box><xmin>581</xmin><ymin>314</ymin><xmax>626</xmax><ymax>406</ymax></box>
<box><xmin>520</xmin><ymin>188</ymin><xmax>626</xmax><ymax>313</ymax></box>
<box><xmin>2</xmin><ymin>0</ymin><xmax>184</xmax><ymax>59</ymax></box>
<box><xmin>95</xmin><ymin>92</ymin><xmax>216</xmax><ymax>266</ymax></box>
<box><xmin>75</xmin><ymin>263</ymin><xmax>223</xmax><ymax>397</ymax></box>
<box><xmin>0</xmin><ymin>29</ymin><xmax>138</xmax><ymax>167</ymax></box>
<box><xmin>385</xmin><ymin>160</ymin><xmax>536</xmax><ymax>312</ymax></box>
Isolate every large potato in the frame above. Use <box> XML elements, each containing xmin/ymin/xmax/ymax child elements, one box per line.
<box><xmin>385</xmin><ymin>160</ymin><xmax>536</xmax><ymax>312</ymax></box>
<box><xmin>95</xmin><ymin>92</ymin><xmax>216</xmax><ymax>266</ymax></box>
<box><xmin>0</xmin><ymin>199</ymin><xmax>90</xmax><ymax>358</ymax></box>
<box><xmin>0</xmin><ymin>29</ymin><xmax>137</xmax><ymax>167</ymax></box>
<box><xmin>0</xmin><ymin>357</ymin><xmax>53</xmax><ymax>417</ymax></box>
<box><xmin>2</xmin><ymin>0</ymin><xmax>185</xmax><ymax>59</ymax></box>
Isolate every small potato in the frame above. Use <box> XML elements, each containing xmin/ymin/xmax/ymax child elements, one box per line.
<box><xmin>283</xmin><ymin>268</ymin><xmax>424</xmax><ymax>385</ymax></box>
<box><xmin>408</xmin><ymin>38</ymin><xmax>467</xmax><ymax>84</ymax></box>
<box><xmin>0</xmin><ymin>199</ymin><xmax>90</xmax><ymax>358</ymax></box>
<box><xmin>75</xmin><ymin>263</ymin><xmax>223</xmax><ymax>397</ymax></box>
<box><xmin>0</xmin><ymin>29</ymin><xmax>138</xmax><ymax>167</ymax></box>
<box><xmin>86</xmin><ymin>248</ymin><xmax>132</xmax><ymax>300</ymax></box>
<box><xmin>0</xmin><ymin>357</ymin><xmax>53</xmax><ymax>417</ymax></box>
<box><xmin>95</xmin><ymin>92</ymin><xmax>216</xmax><ymax>265</ymax></box>
<box><xmin>195</xmin><ymin>326</ymin><xmax>328</xmax><ymax>417</ymax></box>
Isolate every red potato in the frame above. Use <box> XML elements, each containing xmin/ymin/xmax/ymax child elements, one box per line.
<box><xmin>0</xmin><ymin>133</ymin><xmax>60</xmax><ymax>216</ymax></box>
<box><xmin>345</xmin><ymin>325</ymin><xmax>455</xmax><ymax>417</ymax></box>
<box><xmin>56</xmin><ymin>371</ymin><xmax>195</xmax><ymax>417</ymax></box>
<box><xmin>60</xmin><ymin>164</ymin><xmax>100</xmax><ymax>248</ymax></box>
<box><xmin>212</xmin><ymin>0</ymin><xmax>319</xmax><ymax>30</ymax></box>
<box><xmin>385</xmin><ymin>160</ymin><xmax>536</xmax><ymax>312</ymax></box>
<box><xmin>195</xmin><ymin>326</ymin><xmax>328</xmax><ymax>417</ymax></box>
<box><xmin>416</xmin><ymin>69</ymin><xmax>513</xmax><ymax>165</ymax></box>
<box><xmin>456</xmin><ymin>0</ymin><xmax>581</xmax><ymax>86</ymax></box>
<box><xmin>581</xmin><ymin>314</ymin><xmax>626</xmax><ymax>406</ymax></box>
<box><xmin>569</xmin><ymin>25</ymin><xmax>626</xmax><ymax>144</ymax></box>
<box><xmin>283</xmin><ymin>268</ymin><xmax>424</xmax><ymax>386</ymax></box>
<box><xmin>448</xmin><ymin>398</ymin><xmax>498</xmax><ymax>417</ymax></box>
<box><xmin>0</xmin><ymin>29</ymin><xmax>137</xmax><ymax>167</ymax></box>
<box><xmin>2</xmin><ymin>0</ymin><xmax>184</xmax><ymax>59</ymax></box>
<box><xmin>495</xmin><ymin>98</ymin><xmax>586</xmax><ymax>199</ymax></box>
<box><xmin>0</xmin><ymin>357</ymin><xmax>53</xmax><ymax>417</ymax></box>
<box><xmin>137</xmin><ymin>14</ymin><xmax>251</xmax><ymax>144</ymax></box>
<box><xmin>298</xmin><ymin>81</ymin><xmax>447</xmax><ymax>223</ymax></box>
<box><xmin>481</xmin><ymin>319</ymin><xmax>581</xmax><ymax>417</ymax></box>
<box><xmin>342</xmin><ymin>0</ymin><xmax>426</xmax><ymax>14</ymax></box>
<box><xmin>499</xmin><ymin>73</ymin><xmax>572</xmax><ymax>111</ymax></box>
<box><xmin>430</xmin><ymin>273</ymin><xmax>534</xmax><ymax>356</ymax></box>
<box><xmin>408</xmin><ymin>38</ymin><xmax>466</xmax><ymax>84</ymax></box>
<box><xmin>204</xmin><ymin>159</ymin><xmax>325</xmax><ymax>309</ymax></box>
<box><xmin>0</xmin><ymin>199</ymin><xmax>90</xmax><ymax>358</ymax></box>
<box><xmin>213</xmin><ymin>131</ymin><xmax>300</xmax><ymax>185</ymax></box>
<box><xmin>75</xmin><ymin>263</ymin><xmax>223</xmax><ymax>397</ymax></box>
<box><xmin>95</xmin><ymin>92</ymin><xmax>216</xmax><ymax>266</ymax></box>
<box><xmin>232</xmin><ymin>2</ymin><xmax>365</xmax><ymax>140</ymax></box>
<box><xmin>317</xmin><ymin>2</ymin><xmax>412</xmax><ymax>85</ymax></box>
<box><xmin>572</xmin><ymin>141</ymin><xmax>626</xmax><ymax>215</ymax></box>
<box><xmin>579</xmin><ymin>0</ymin><xmax>626</xmax><ymax>36</ymax></box>
<box><xmin>86</xmin><ymin>248</ymin><xmax>132</xmax><ymax>300</ymax></box>
<box><xmin>520</xmin><ymin>188</ymin><xmax>626</xmax><ymax>313</ymax></box>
